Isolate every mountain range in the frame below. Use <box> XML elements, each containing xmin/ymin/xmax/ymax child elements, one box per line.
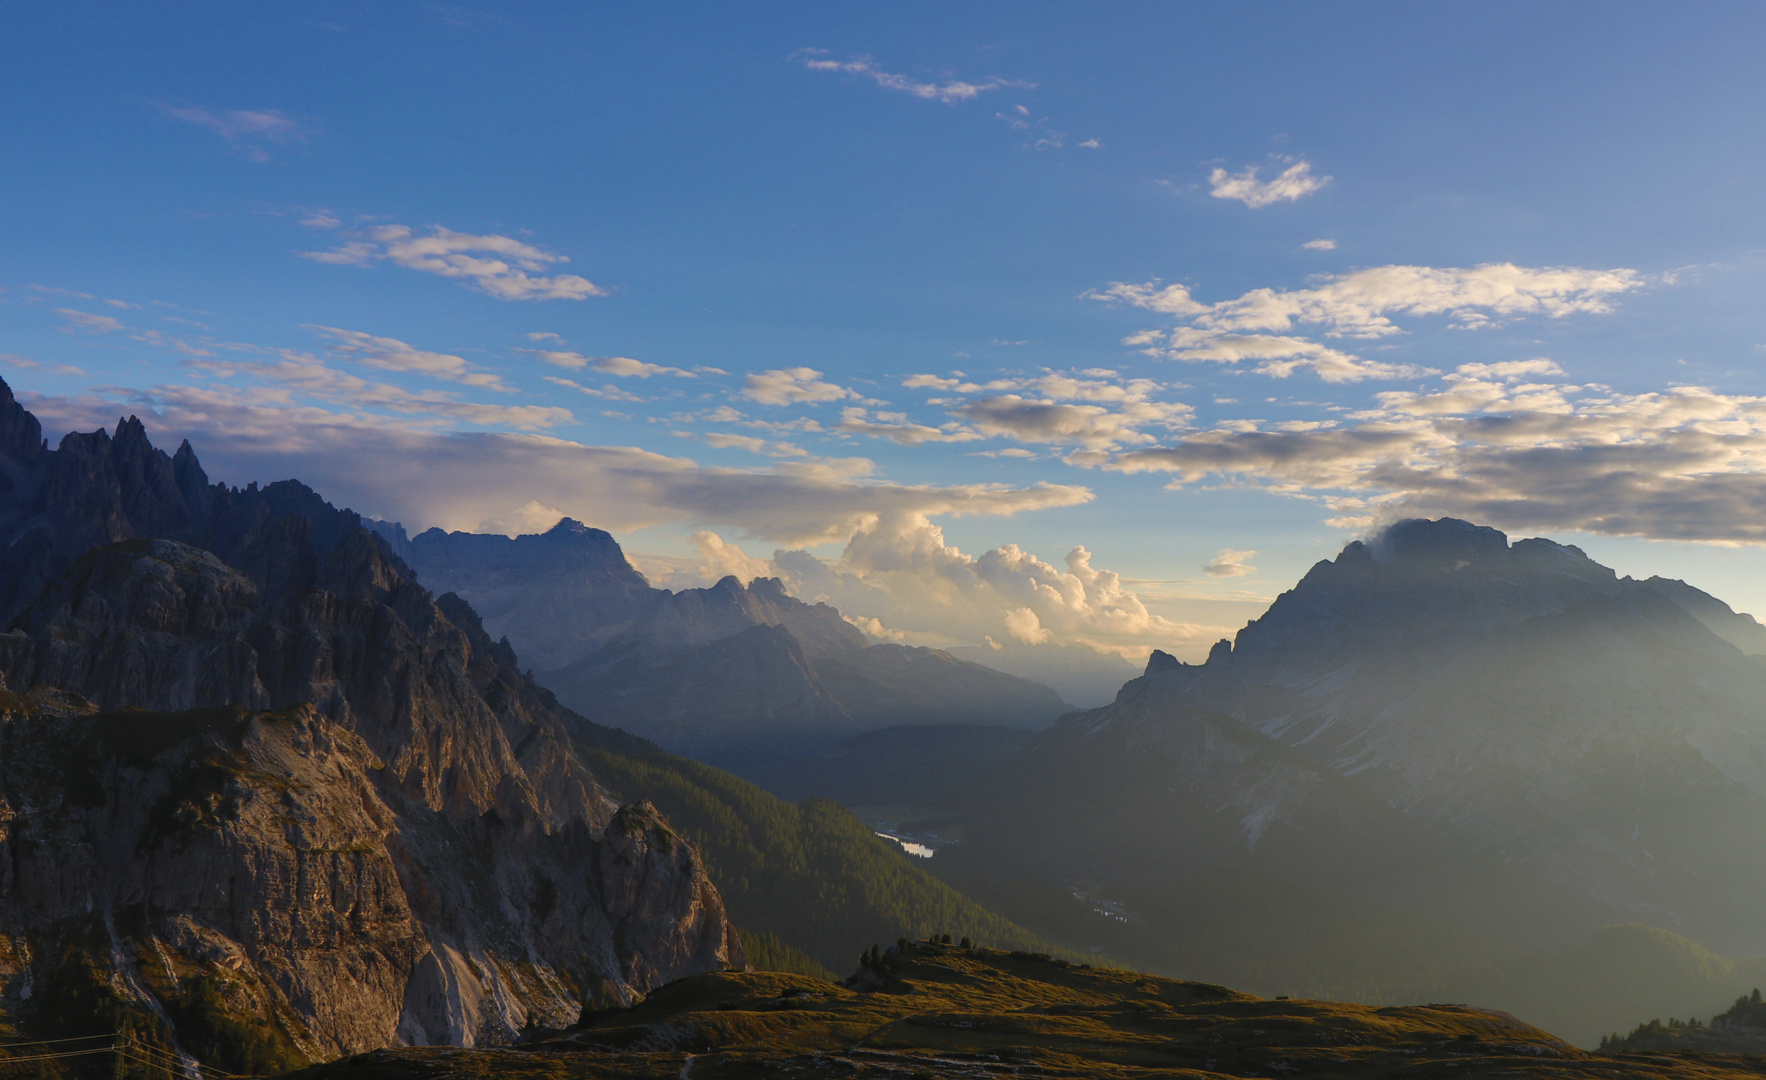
<box><xmin>371</xmin><ymin>519</ymin><xmax>1071</xmax><ymax>756</ymax></box>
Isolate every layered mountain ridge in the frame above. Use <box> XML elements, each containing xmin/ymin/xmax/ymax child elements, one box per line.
<box><xmin>0</xmin><ymin>381</ymin><xmax>741</xmax><ymax>1058</ymax></box>
<box><xmin>374</xmin><ymin>520</ymin><xmax>1071</xmax><ymax>754</ymax></box>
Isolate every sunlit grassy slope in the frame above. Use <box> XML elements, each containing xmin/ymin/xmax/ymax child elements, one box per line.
<box><xmin>286</xmin><ymin>941</ymin><xmax>1766</xmax><ymax>1080</ymax></box>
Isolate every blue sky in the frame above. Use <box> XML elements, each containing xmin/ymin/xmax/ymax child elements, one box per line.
<box><xmin>5</xmin><ymin>2</ymin><xmax>1766</xmax><ymax>662</ymax></box>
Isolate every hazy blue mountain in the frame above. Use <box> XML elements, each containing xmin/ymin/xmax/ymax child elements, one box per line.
<box><xmin>375</xmin><ymin>519</ymin><xmax>1072</xmax><ymax>754</ymax></box>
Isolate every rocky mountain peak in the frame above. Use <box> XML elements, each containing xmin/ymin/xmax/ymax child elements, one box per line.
<box><xmin>1364</xmin><ymin>516</ymin><xmax>1509</xmax><ymax>566</ymax></box>
<box><xmin>0</xmin><ymin>390</ymin><xmax>746</xmax><ymax>1053</ymax></box>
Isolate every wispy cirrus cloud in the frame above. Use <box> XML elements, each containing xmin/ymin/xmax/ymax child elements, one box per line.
<box><xmin>793</xmin><ymin>50</ymin><xmax>1031</xmax><ymax>103</ymax></box>
<box><xmin>154</xmin><ymin>104</ymin><xmax>317</xmax><ymax>162</ymax></box>
<box><xmin>1209</xmin><ymin>159</ymin><xmax>1330</xmax><ymax>208</ymax></box>
<box><xmin>53</xmin><ymin>309</ymin><xmax>125</xmax><ymax>334</ymax></box>
<box><xmin>529</xmin><ymin>351</ymin><xmax>691</xmax><ymax>377</ymax></box>
<box><xmin>300</xmin><ymin>225</ymin><xmax>606</xmax><ymax>301</ymax></box>
<box><xmin>308</xmin><ymin>326</ymin><xmax>510</xmax><ymax>391</ymax></box>
<box><xmin>186</xmin><ymin>355</ymin><xmax>571</xmax><ymax>430</ymax></box>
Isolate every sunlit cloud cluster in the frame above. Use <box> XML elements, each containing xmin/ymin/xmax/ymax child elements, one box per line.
<box><xmin>1074</xmin><ymin>361</ymin><xmax>1766</xmax><ymax>543</ymax></box>
<box><xmin>653</xmin><ymin>512</ymin><xmax>1217</xmax><ymax>658</ymax></box>
<box><xmin>1091</xmin><ymin>262</ymin><xmax>1643</xmax><ymax>383</ymax></box>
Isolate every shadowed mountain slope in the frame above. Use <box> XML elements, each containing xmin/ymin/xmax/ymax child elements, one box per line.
<box><xmin>0</xmin><ymin>380</ymin><xmax>741</xmax><ymax>1060</ymax></box>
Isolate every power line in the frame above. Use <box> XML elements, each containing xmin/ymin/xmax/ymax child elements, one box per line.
<box><xmin>0</xmin><ymin>1034</ymin><xmax>119</xmax><ymax>1048</ymax></box>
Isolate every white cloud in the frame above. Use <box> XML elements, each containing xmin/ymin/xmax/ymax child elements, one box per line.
<box><xmin>529</xmin><ymin>351</ymin><xmax>691</xmax><ymax>377</ymax></box>
<box><xmin>542</xmin><ymin>375</ymin><xmax>645</xmax><ymax>403</ymax></box>
<box><xmin>188</xmin><ymin>356</ymin><xmax>572</xmax><ymax>431</ymax></box>
<box><xmin>1202</xmin><ymin>548</ymin><xmax>1258</xmax><ymax>577</ymax></box>
<box><xmin>1209</xmin><ymin>159</ymin><xmax>1330</xmax><ymax>208</ymax></box>
<box><xmin>702</xmin><ymin>432</ymin><xmax>809</xmax><ymax>458</ymax></box>
<box><xmin>1092</xmin><ymin>263</ymin><xmax>1641</xmax><ymax>383</ymax></box>
<box><xmin>1078</xmin><ymin>138</ymin><xmax>1103</xmax><ymax>149</ymax></box>
<box><xmin>1156</xmin><ymin>328</ymin><xmax>1433</xmax><ymax>383</ymax></box>
<box><xmin>156</xmin><ymin>105</ymin><xmax>317</xmax><ymax>162</ymax></box>
<box><xmin>1086</xmin><ymin>280</ymin><xmax>1208</xmax><ymax>316</ymax></box>
<box><xmin>309</xmin><ymin>325</ymin><xmax>509</xmax><ymax>390</ymax></box>
<box><xmin>1103</xmin><ymin>263</ymin><xmax>1641</xmax><ymax>339</ymax></box>
<box><xmin>686</xmin><ymin>530</ymin><xmax>775</xmax><ymax>584</ymax></box>
<box><xmin>793</xmin><ymin>50</ymin><xmax>1029</xmax><ymax>103</ymax></box>
<box><xmin>54</xmin><ymin>309</ymin><xmax>125</xmax><ymax>334</ymax></box>
<box><xmin>756</xmin><ymin>512</ymin><xmax>1214</xmax><ymax>657</ymax></box>
<box><xmin>526</xmin><ymin>332</ymin><xmax>564</xmax><ymax>343</ymax></box>
<box><xmin>300</xmin><ymin>225</ymin><xmax>605</xmax><ymax>301</ymax></box>
<box><xmin>1303</xmin><ymin>239</ymin><xmax>1337</xmax><ymax>251</ymax></box>
<box><xmin>1077</xmin><ymin>371</ymin><xmax>1766</xmax><ymax>545</ymax></box>
<box><xmin>834</xmin><ymin>406</ymin><xmax>981</xmax><ymax>445</ymax></box>
<box><xmin>300</xmin><ymin>209</ymin><xmax>341</xmax><ymax>229</ymax></box>
<box><xmin>740</xmin><ymin>367</ymin><xmax>857</xmax><ymax>406</ymax></box>
<box><xmin>1004</xmin><ymin>606</ymin><xmax>1051</xmax><ymax>644</ymax></box>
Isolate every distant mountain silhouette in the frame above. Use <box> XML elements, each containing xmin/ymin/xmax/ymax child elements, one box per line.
<box><xmin>374</xmin><ymin>520</ymin><xmax>1072</xmax><ymax>754</ymax></box>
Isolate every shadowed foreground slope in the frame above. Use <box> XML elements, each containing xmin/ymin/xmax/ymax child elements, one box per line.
<box><xmin>285</xmin><ymin>942</ymin><xmax>1766</xmax><ymax>1080</ymax></box>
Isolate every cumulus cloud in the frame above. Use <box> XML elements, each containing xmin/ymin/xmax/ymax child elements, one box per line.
<box><xmin>1079</xmin><ymin>362</ymin><xmax>1766</xmax><ymax>544</ymax></box>
<box><xmin>155</xmin><ymin>104</ymin><xmax>316</xmax><ymax>162</ymax></box>
<box><xmin>1093</xmin><ymin>262</ymin><xmax>1641</xmax><ymax>383</ymax></box>
<box><xmin>1303</xmin><ymin>239</ymin><xmax>1337</xmax><ymax>251</ymax></box>
<box><xmin>686</xmin><ymin>530</ymin><xmax>775</xmax><ymax>584</ymax></box>
<box><xmin>309</xmin><ymin>325</ymin><xmax>509</xmax><ymax>390</ymax></box>
<box><xmin>752</xmin><ymin>512</ymin><xmax>1216</xmax><ymax>657</ymax></box>
<box><xmin>793</xmin><ymin>50</ymin><xmax>1029</xmax><ymax>103</ymax></box>
<box><xmin>300</xmin><ymin>225</ymin><xmax>605</xmax><ymax>301</ymax></box>
<box><xmin>1202</xmin><ymin>548</ymin><xmax>1257</xmax><ymax>577</ymax></box>
<box><xmin>1209</xmin><ymin>160</ymin><xmax>1330</xmax><ymax>208</ymax></box>
<box><xmin>741</xmin><ymin>367</ymin><xmax>857</xmax><ymax>406</ymax></box>
<box><xmin>529</xmin><ymin>351</ymin><xmax>691</xmax><ymax>377</ymax></box>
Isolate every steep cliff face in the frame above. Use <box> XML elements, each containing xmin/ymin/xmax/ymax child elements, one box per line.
<box><xmin>0</xmin><ymin>383</ymin><xmax>743</xmax><ymax>1058</ymax></box>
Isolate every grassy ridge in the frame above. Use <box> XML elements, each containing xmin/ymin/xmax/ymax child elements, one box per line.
<box><xmin>573</xmin><ymin>723</ymin><xmax>1057</xmax><ymax>974</ymax></box>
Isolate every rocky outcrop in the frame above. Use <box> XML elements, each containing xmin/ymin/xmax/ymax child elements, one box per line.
<box><xmin>0</xmin><ymin>382</ymin><xmax>744</xmax><ymax>1058</ymax></box>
